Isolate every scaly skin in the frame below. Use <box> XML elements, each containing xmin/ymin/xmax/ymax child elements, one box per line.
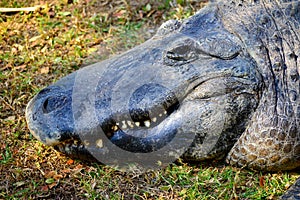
<box><xmin>26</xmin><ymin>0</ymin><xmax>300</xmax><ymax>198</ymax></box>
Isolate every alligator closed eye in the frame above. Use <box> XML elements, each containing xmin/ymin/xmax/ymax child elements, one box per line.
<box><xmin>164</xmin><ymin>38</ymin><xmax>206</xmax><ymax>66</ymax></box>
<box><xmin>164</xmin><ymin>33</ymin><xmax>241</xmax><ymax>67</ymax></box>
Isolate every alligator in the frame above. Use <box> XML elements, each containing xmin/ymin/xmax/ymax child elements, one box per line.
<box><xmin>26</xmin><ymin>0</ymin><xmax>300</xmax><ymax>198</ymax></box>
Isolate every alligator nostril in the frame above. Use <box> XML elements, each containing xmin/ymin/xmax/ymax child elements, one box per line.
<box><xmin>43</xmin><ymin>98</ymin><xmax>49</xmax><ymax>112</ymax></box>
<box><xmin>42</xmin><ymin>95</ymin><xmax>68</xmax><ymax>113</ymax></box>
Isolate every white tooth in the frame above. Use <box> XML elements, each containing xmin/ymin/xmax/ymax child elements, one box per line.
<box><xmin>116</xmin><ymin>122</ymin><xmax>120</xmax><ymax>126</ymax></box>
<box><xmin>135</xmin><ymin>122</ymin><xmax>140</xmax><ymax>127</ymax></box>
<box><xmin>122</xmin><ymin>121</ymin><xmax>127</xmax><ymax>129</ymax></box>
<box><xmin>144</xmin><ymin>120</ymin><xmax>151</xmax><ymax>127</ymax></box>
<box><xmin>83</xmin><ymin>140</ymin><xmax>90</xmax><ymax>146</ymax></box>
<box><xmin>127</xmin><ymin>121</ymin><xmax>134</xmax><ymax>128</ymax></box>
<box><xmin>96</xmin><ymin>139</ymin><xmax>103</xmax><ymax>148</ymax></box>
<box><xmin>159</xmin><ymin>113</ymin><xmax>163</xmax><ymax>117</ymax></box>
<box><xmin>112</xmin><ymin>125</ymin><xmax>118</xmax><ymax>131</ymax></box>
<box><xmin>164</xmin><ymin>110</ymin><xmax>167</xmax><ymax>115</ymax></box>
<box><xmin>152</xmin><ymin>117</ymin><xmax>157</xmax><ymax>122</ymax></box>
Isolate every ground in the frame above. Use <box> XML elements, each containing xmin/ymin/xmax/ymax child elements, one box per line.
<box><xmin>0</xmin><ymin>0</ymin><xmax>299</xmax><ymax>199</ymax></box>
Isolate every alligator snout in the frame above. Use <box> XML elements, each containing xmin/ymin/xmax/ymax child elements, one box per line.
<box><xmin>26</xmin><ymin>84</ymin><xmax>74</xmax><ymax>146</ymax></box>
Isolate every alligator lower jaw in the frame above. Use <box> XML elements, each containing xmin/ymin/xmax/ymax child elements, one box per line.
<box><xmin>54</xmin><ymin>139</ymin><xmax>90</xmax><ymax>158</ymax></box>
<box><xmin>54</xmin><ymin>140</ymin><xmax>98</xmax><ymax>162</ymax></box>
<box><xmin>53</xmin><ymin>102</ymin><xmax>180</xmax><ymax>155</ymax></box>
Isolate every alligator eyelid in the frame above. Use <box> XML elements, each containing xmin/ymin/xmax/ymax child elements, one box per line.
<box><xmin>196</xmin><ymin>49</ymin><xmax>212</xmax><ymax>57</ymax></box>
<box><xmin>206</xmin><ymin>51</ymin><xmax>240</xmax><ymax>60</ymax></box>
<box><xmin>194</xmin><ymin>42</ymin><xmax>240</xmax><ymax>60</ymax></box>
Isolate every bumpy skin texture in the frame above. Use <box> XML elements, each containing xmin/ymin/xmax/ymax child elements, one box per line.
<box><xmin>281</xmin><ymin>178</ymin><xmax>300</xmax><ymax>199</ymax></box>
<box><xmin>26</xmin><ymin>0</ymin><xmax>300</xmax><ymax>198</ymax></box>
<box><xmin>223</xmin><ymin>0</ymin><xmax>300</xmax><ymax>172</ymax></box>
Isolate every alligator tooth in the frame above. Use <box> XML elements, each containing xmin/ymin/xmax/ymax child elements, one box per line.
<box><xmin>121</xmin><ymin>121</ymin><xmax>127</xmax><ymax>129</ymax></box>
<box><xmin>83</xmin><ymin>140</ymin><xmax>90</xmax><ymax>146</ymax></box>
<box><xmin>112</xmin><ymin>125</ymin><xmax>118</xmax><ymax>131</ymax></box>
<box><xmin>127</xmin><ymin>121</ymin><xmax>134</xmax><ymax>128</ymax></box>
<box><xmin>96</xmin><ymin>139</ymin><xmax>103</xmax><ymax>148</ymax></box>
<box><xmin>152</xmin><ymin>117</ymin><xmax>157</xmax><ymax>122</ymax></box>
<box><xmin>164</xmin><ymin>110</ymin><xmax>167</xmax><ymax>115</ymax></box>
<box><xmin>116</xmin><ymin>122</ymin><xmax>120</xmax><ymax>126</ymax></box>
<box><xmin>159</xmin><ymin>113</ymin><xmax>163</xmax><ymax>117</ymax></box>
<box><xmin>135</xmin><ymin>122</ymin><xmax>140</xmax><ymax>127</ymax></box>
<box><xmin>144</xmin><ymin>120</ymin><xmax>151</xmax><ymax>127</ymax></box>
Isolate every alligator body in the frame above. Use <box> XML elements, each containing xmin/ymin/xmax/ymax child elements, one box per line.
<box><xmin>26</xmin><ymin>0</ymin><xmax>300</xmax><ymax>198</ymax></box>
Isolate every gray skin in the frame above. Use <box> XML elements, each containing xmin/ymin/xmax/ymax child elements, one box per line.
<box><xmin>26</xmin><ymin>0</ymin><xmax>300</xmax><ymax>198</ymax></box>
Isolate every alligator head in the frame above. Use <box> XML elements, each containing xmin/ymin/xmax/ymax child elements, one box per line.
<box><xmin>26</xmin><ymin>1</ymin><xmax>300</xmax><ymax>172</ymax></box>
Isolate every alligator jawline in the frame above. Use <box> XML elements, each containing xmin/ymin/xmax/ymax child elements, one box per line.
<box><xmin>53</xmin><ymin>100</ymin><xmax>180</xmax><ymax>154</ymax></box>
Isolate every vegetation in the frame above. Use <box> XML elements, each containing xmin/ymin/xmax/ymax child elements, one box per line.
<box><xmin>0</xmin><ymin>0</ymin><xmax>298</xmax><ymax>199</ymax></box>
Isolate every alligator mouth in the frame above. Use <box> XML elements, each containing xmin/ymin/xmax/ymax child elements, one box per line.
<box><xmin>53</xmin><ymin>104</ymin><xmax>180</xmax><ymax>157</ymax></box>
<box><xmin>103</xmin><ymin>99</ymin><xmax>180</xmax><ymax>138</ymax></box>
<box><xmin>99</xmin><ymin>89</ymin><xmax>181</xmax><ymax>153</ymax></box>
<box><xmin>52</xmin><ymin>85</ymin><xmax>181</xmax><ymax>155</ymax></box>
<box><xmin>55</xmin><ymin>139</ymin><xmax>83</xmax><ymax>150</ymax></box>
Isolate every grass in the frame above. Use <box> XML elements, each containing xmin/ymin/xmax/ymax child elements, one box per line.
<box><xmin>0</xmin><ymin>0</ymin><xmax>299</xmax><ymax>199</ymax></box>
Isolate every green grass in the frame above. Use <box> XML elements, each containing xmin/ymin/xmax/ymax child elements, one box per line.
<box><xmin>0</xmin><ymin>0</ymin><xmax>298</xmax><ymax>199</ymax></box>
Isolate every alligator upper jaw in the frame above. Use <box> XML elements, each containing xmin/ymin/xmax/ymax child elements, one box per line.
<box><xmin>25</xmin><ymin>85</ymin><xmax>187</xmax><ymax>157</ymax></box>
<box><xmin>24</xmin><ymin>60</ymin><xmax>192</xmax><ymax>152</ymax></box>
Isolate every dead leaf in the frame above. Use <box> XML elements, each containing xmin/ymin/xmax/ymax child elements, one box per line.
<box><xmin>113</xmin><ymin>10</ymin><xmax>126</xmax><ymax>18</ymax></box>
<box><xmin>66</xmin><ymin>159</ymin><xmax>74</xmax><ymax>165</ymax></box>
<box><xmin>48</xmin><ymin>182</ymin><xmax>57</xmax><ymax>189</ymax></box>
<box><xmin>29</xmin><ymin>35</ymin><xmax>43</xmax><ymax>42</ymax></box>
<box><xmin>40</xmin><ymin>67</ymin><xmax>49</xmax><ymax>74</ymax></box>
<box><xmin>61</xmin><ymin>169</ymin><xmax>71</xmax><ymax>174</ymax></box>
<box><xmin>45</xmin><ymin>170</ymin><xmax>56</xmax><ymax>178</ymax></box>
<box><xmin>74</xmin><ymin>164</ymin><xmax>83</xmax><ymax>170</ymax></box>
<box><xmin>41</xmin><ymin>185</ymin><xmax>49</xmax><ymax>191</ymax></box>
<box><xmin>15</xmin><ymin>64</ymin><xmax>26</xmax><ymax>70</ymax></box>
<box><xmin>259</xmin><ymin>176</ymin><xmax>265</xmax><ymax>187</ymax></box>
<box><xmin>73</xmin><ymin>164</ymin><xmax>84</xmax><ymax>174</ymax></box>
<box><xmin>53</xmin><ymin>174</ymin><xmax>63</xmax><ymax>180</ymax></box>
<box><xmin>5</xmin><ymin>116</ymin><xmax>15</xmax><ymax>121</ymax></box>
